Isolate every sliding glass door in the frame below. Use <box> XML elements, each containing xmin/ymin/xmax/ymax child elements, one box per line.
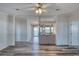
<box><xmin>69</xmin><ymin>21</ymin><xmax>79</xmax><ymax>45</ymax></box>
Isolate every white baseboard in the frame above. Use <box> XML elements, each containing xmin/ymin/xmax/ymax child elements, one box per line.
<box><xmin>0</xmin><ymin>45</ymin><xmax>8</xmax><ymax>50</ymax></box>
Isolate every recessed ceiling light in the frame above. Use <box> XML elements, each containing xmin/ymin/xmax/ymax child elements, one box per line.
<box><xmin>16</xmin><ymin>9</ymin><xmax>20</xmax><ymax>11</ymax></box>
<box><xmin>56</xmin><ymin>9</ymin><xmax>60</xmax><ymax>11</ymax></box>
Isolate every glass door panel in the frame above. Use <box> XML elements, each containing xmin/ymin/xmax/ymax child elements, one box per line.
<box><xmin>71</xmin><ymin>22</ymin><xmax>79</xmax><ymax>45</ymax></box>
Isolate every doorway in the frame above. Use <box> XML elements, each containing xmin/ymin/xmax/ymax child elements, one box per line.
<box><xmin>32</xmin><ymin>25</ymin><xmax>39</xmax><ymax>44</ymax></box>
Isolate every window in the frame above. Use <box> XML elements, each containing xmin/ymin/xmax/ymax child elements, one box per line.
<box><xmin>40</xmin><ymin>27</ymin><xmax>43</xmax><ymax>33</ymax></box>
<box><xmin>45</xmin><ymin>27</ymin><xmax>50</xmax><ymax>33</ymax></box>
<box><xmin>33</xmin><ymin>26</ymin><xmax>39</xmax><ymax>36</ymax></box>
<box><xmin>51</xmin><ymin>27</ymin><xmax>54</xmax><ymax>33</ymax></box>
<box><xmin>39</xmin><ymin>25</ymin><xmax>55</xmax><ymax>34</ymax></box>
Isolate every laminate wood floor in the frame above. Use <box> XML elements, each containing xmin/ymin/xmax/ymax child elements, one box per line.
<box><xmin>0</xmin><ymin>42</ymin><xmax>79</xmax><ymax>56</ymax></box>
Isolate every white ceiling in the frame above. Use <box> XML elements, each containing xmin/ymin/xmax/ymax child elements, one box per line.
<box><xmin>0</xmin><ymin>3</ymin><xmax>79</xmax><ymax>17</ymax></box>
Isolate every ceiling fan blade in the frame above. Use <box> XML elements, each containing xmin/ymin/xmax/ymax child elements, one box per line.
<box><xmin>41</xmin><ymin>5</ymin><xmax>47</xmax><ymax>9</ymax></box>
<box><xmin>18</xmin><ymin>8</ymin><xmax>34</xmax><ymax>11</ymax></box>
<box><xmin>43</xmin><ymin>10</ymin><xmax>47</xmax><ymax>12</ymax></box>
<box><xmin>16</xmin><ymin>3</ymin><xmax>49</xmax><ymax>14</ymax></box>
<box><xmin>34</xmin><ymin>3</ymin><xmax>39</xmax><ymax>7</ymax></box>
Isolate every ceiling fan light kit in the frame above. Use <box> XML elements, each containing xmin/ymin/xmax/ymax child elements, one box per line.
<box><xmin>35</xmin><ymin>8</ymin><xmax>42</xmax><ymax>14</ymax></box>
<box><xmin>34</xmin><ymin>3</ymin><xmax>46</xmax><ymax>14</ymax></box>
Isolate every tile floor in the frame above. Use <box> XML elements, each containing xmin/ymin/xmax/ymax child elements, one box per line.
<box><xmin>0</xmin><ymin>42</ymin><xmax>79</xmax><ymax>56</ymax></box>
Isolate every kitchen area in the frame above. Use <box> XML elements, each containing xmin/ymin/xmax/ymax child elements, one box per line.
<box><xmin>32</xmin><ymin>21</ymin><xmax>56</xmax><ymax>45</ymax></box>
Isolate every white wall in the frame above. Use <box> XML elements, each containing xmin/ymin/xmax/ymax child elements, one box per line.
<box><xmin>0</xmin><ymin>12</ymin><xmax>8</xmax><ymax>50</ymax></box>
<box><xmin>7</xmin><ymin>15</ymin><xmax>15</xmax><ymax>46</ymax></box>
<box><xmin>15</xmin><ymin>16</ymin><xmax>27</xmax><ymax>42</ymax></box>
<box><xmin>56</xmin><ymin>14</ymin><xmax>70</xmax><ymax>45</ymax></box>
<box><xmin>0</xmin><ymin>13</ymin><xmax>27</xmax><ymax>50</ymax></box>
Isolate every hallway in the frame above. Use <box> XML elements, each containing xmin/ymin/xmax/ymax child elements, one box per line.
<box><xmin>0</xmin><ymin>42</ymin><xmax>79</xmax><ymax>56</ymax></box>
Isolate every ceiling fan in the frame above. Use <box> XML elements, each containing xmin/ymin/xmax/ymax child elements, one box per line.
<box><xmin>16</xmin><ymin>3</ymin><xmax>48</xmax><ymax>14</ymax></box>
<box><xmin>33</xmin><ymin>3</ymin><xmax>47</xmax><ymax>14</ymax></box>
